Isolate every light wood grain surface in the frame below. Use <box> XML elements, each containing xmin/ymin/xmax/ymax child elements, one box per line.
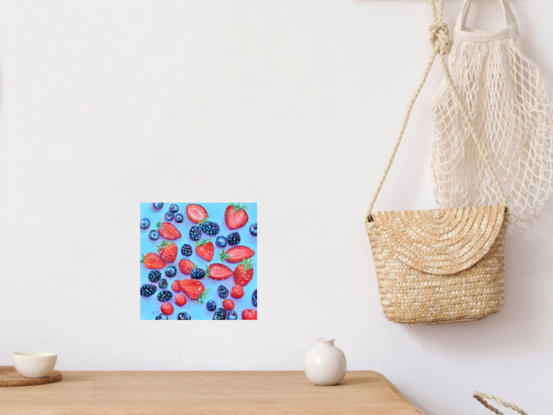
<box><xmin>0</xmin><ymin>371</ymin><xmax>424</xmax><ymax>415</ymax></box>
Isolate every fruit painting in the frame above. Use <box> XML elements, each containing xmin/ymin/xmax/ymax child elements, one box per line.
<box><xmin>140</xmin><ymin>203</ymin><xmax>257</xmax><ymax>320</ymax></box>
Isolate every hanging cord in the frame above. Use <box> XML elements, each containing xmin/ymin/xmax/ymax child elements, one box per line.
<box><xmin>473</xmin><ymin>392</ymin><xmax>529</xmax><ymax>415</ymax></box>
<box><xmin>366</xmin><ymin>0</ymin><xmax>508</xmax><ymax>222</ymax></box>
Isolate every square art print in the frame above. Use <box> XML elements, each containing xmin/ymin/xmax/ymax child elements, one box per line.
<box><xmin>140</xmin><ymin>203</ymin><xmax>257</xmax><ymax>320</ymax></box>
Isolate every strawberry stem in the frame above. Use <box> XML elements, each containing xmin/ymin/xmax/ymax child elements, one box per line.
<box><xmin>140</xmin><ymin>254</ymin><xmax>145</xmax><ymax>264</ymax></box>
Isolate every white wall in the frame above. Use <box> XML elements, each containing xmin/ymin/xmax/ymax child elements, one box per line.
<box><xmin>0</xmin><ymin>0</ymin><xmax>552</xmax><ymax>413</ymax></box>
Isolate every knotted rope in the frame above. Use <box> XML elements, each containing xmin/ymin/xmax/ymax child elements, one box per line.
<box><xmin>366</xmin><ymin>0</ymin><xmax>507</xmax><ymax>221</ymax></box>
<box><xmin>473</xmin><ymin>392</ymin><xmax>529</xmax><ymax>415</ymax></box>
<box><xmin>429</xmin><ymin>22</ymin><xmax>451</xmax><ymax>55</ymax></box>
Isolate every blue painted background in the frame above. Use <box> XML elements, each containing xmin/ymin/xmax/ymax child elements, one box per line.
<box><xmin>140</xmin><ymin>203</ymin><xmax>257</xmax><ymax>320</ymax></box>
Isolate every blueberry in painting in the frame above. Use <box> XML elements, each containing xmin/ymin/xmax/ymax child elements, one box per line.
<box><xmin>249</xmin><ymin>223</ymin><xmax>257</xmax><ymax>236</ymax></box>
<box><xmin>141</xmin><ymin>203</ymin><xmax>257</xmax><ymax>320</ymax></box>
<box><xmin>149</xmin><ymin>230</ymin><xmax>159</xmax><ymax>241</ymax></box>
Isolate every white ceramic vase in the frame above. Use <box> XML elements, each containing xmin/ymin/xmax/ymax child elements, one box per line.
<box><xmin>304</xmin><ymin>338</ymin><xmax>347</xmax><ymax>386</ymax></box>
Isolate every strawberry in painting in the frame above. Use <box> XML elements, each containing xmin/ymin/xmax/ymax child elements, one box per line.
<box><xmin>157</xmin><ymin>222</ymin><xmax>181</xmax><ymax>240</ymax></box>
<box><xmin>242</xmin><ymin>309</ymin><xmax>257</xmax><ymax>320</ymax></box>
<box><xmin>157</xmin><ymin>241</ymin><xmax>178</xmax><ymax>263</ymax></box>
<box><xmin>219</xmin><ymin>246</ymin><xmax>255</xmax><ymax>264</ymax></box>
<box><xmin>186</xmin><ymin>204</ymin><xmax>208</xmax><ymax>224</ymax></box>
<box><xmin>178</xmin><ymin>259</ymin><xmax>195</xmax><ymax>275</ymax></box>
<box><xmin>224</xmin><ymin>204</ymin><xmax>249</xmax><ymax>230</ymax></box>
<box><xmin>207</xmin><ymin>263</ymin><xmax>233</xmax><ymax>280</ymax></box>
<box><xmin>233</xmin><ymin>259</ymin><xmax>254</xmax><ymax>286</ymax></box>
<box><xmin>141</xmin><ymin>253</ymin><xmax>167</xmax><ymax>269</ymax></box>
<box><xmin>180</xmin><ymin>279</ymin><xmax>209</xmax><ymax>303</ymax></box>
<box><xmin>195</xmin><ymin>239</ymin><xmax>214</xmax><ymax>262</ymax></box>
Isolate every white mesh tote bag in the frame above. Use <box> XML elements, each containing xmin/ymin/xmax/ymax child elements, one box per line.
<box><xmin>429</xmin><ymin>0</ymin><xmax>553</xmax><ymax>222</ymax></box>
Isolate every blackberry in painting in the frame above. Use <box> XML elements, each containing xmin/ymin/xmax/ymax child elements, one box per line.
<box><xmin>157</xmin><ymin>290</ymin><xmax>172</xmax><ymax>302</ymax></box>
<box><xmin>252</xmin><ymin>289</ymin><xmax>257</xmax><ymax>307</ymax></box>
<box><xmin>190</xmin><ymin>267</ymin><xmax>206</xmax><ymax>280</ymax></box>
<box><xmin>140</xmin><ymin>284</ymin><xmax>157</xmax><ymax>297</ymax></box>
<box><xmin>158</xmin><ymin>279</ymin><xmax>168</xmax><ymax>289</ymax></box>
<box><xmin>189</xmin><ymin>226</ymin><xmax>202</xmax><ymax>241</ymax></box>
<box><xmin>227</xmin><ymin>232</ymin><xmax>240</xmax><ymax>246</ymax></box>
<box><xmin>217</xmin><ymin>285</ymin><xmax>229</xmax><ymax>299</ymax></box>
<box><xmin>181</xmin><ymin>244</ymin><xmax>193</xmax><ymax>257</ymax></box>
<box><xmin>148</xmin><ymin>270</ymin><xmax>162</xmax><ymax>283</ymax></box>
<box><xmin>199</xmin><ymin>218</ymin><xmax>220</xmax><ymax>236</ymax></box>
<box><xmin>213</xmin><ymin>308</ymin><xmax>227</xmax><ymax>320</ymax></box>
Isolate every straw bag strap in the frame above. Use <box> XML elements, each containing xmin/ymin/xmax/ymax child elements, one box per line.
<box><xmin>365</xmin><ymin>0</ymin><xmax>508</xmax><ymax>221</ymax></box>
<box><xmin>474</xmin><ymin>392</ymin><xmax>529</xmax><ymax>415</ymax></box>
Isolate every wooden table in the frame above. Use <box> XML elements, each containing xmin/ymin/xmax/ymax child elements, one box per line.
<box><xmin>0</xmin><ymin>371</ymin><xmax>424</xmax><ymax>415</ymax></box>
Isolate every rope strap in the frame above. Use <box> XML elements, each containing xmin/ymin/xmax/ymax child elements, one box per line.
<box><xmin>366</xmin><ymin>0</ymin><xmax>508</xmax><ymax>221</ymax></box>
<box><xmin>473</xmin><ymin>392</ymin><xmax>529</xmax><ymax>415</ymax></box>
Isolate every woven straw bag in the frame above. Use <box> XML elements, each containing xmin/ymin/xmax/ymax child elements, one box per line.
<box><xmin>474</xmin><ymin>392</ymin><xmax>528</xmax><ymax>415</ymax></box>
<box><xmin>365</xmin><ymin>0</ymin><xmax>509</xmax><ymax>325</ymax></box>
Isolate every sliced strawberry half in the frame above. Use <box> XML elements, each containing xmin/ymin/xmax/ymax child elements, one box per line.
<box><xmin>207</xmin><ymin>263</ymin><xmax>233</xmax><ymax>280</ymax></box>
<box><xmin>157</xmin><ymin>222</ymin><xmax>181</xmax><ymax>240</ymax></box>
<box><xmin>141</xmin><ymin>253</ymin><xmax>167</xmax><ymax>269</ymax></box>
<box><xmin>186</xmin><ymin>204</ymin><xmax>208</xmax><ymax>224</ymax></box>
<box><xmin>224</xmin><ymin>204</ymin><xmax>249</xmax><ymax>229</ymax></box>
<box><xmin>219</xmin><ymin>246</ymin><xmax>255</xmax><ymax>264</ymax></box>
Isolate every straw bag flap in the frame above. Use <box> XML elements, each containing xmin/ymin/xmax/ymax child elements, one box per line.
<box><xmin>367</xmin><ymin>205</ymin><xmax>505</xmax><ymax>275</ymax></box>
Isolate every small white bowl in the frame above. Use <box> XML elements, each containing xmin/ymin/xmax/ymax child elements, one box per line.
<box><xmin>12</xmin><ymin>352</ymin><xmax>57</xmax><ymax>378</ymax></box>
